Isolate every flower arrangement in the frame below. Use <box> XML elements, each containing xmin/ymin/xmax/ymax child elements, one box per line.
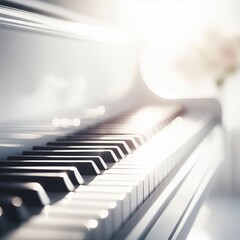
<box><xmin>175</xmin><ymin>29</ymin><xmax>240</xmax><ymax>91</ymax></box>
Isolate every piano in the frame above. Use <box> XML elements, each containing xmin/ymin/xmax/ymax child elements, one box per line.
<box><xmin>0</xmin><ymin>1</ymin><xmax>224</xmax><ymax>239</ymax></box>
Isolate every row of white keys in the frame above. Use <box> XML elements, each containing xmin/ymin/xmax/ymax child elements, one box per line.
<box><xmin>40</xmin><ymin>117</ymin><xmax>198</xmax><ymax>240</ymax></box>
<box><xmin>4</xmin><ymin>116</ymin><xmax>202</xmax><ymax>240</ymax></box>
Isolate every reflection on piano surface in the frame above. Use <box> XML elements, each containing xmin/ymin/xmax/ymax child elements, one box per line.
<box><xmin>0</xmin><ymin>1</ymin><xmax>224</xmax><ymax>240</ymax></box>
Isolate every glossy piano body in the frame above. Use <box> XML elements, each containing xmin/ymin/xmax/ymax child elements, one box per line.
<box><xmin>0</xmin><ymin>2</ymin><xmax>224</xmax><ymax>240</ymax></box>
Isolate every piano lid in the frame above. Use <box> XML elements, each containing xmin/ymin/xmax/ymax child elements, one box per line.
<box><xmin>0</xmin><ymin>2</ymin><xmax>139</xmax><ymax>123</ymax></box>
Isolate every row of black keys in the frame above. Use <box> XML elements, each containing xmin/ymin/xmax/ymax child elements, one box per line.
<box><xmin>0</xmin><ymin>106</ymin><xmax>183</xmax><ymax>235</ymax></box>
<box><xmin>0</xmin><ymin>135</ymin><xmax>141</xmax><ymax>233</ymax></box>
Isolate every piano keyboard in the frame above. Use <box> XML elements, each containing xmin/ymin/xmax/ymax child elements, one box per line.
<box><xmin>0</xmin><ymin>104</ymin><xmax>217</xmax><ymax>240</ymax></box>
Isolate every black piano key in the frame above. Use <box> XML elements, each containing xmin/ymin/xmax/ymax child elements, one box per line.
<box><xmin>0</xmin><ymin>172</ymin><xmax>74</xmax><ymax>192</ymax></box>
<box><xmin>0</xmin><ymin>182</ymin><xmax>50</xmax><ymax>207</ymax></box>
<box><xmin>32</xmin><ymin>145</ymin><xmax>124</xmax><ymax>159</ymax></box>
<box><xmin>58</xmin><ymin>135</ymin><xmax>140</xmax><ymax>150</ymax></box>
<box><xmin>1</xmin><ymin>160</ymin><xmax>100</xmax><ymax>175</ymax></box>
<box><xmin>22</xmin><ymin>149</ymin><xmax>119</xmax><ymax>163</ymax></box>
<box><xmin>47</xmin><ymin>140</ymin><xmax>131</xmax><ymax>155</ymax></box>
<box><xmin>0</xmin><ymin>166</ymin><xmax>84</xmax><ymax>186</ymax></box>
<box><xmin>73</xmin><ymin>132</ymin><xmax>145</xmax><ymax>145</ymax></box>
<box><xmin>0</xmin><ymin>195</ymin><xmax>29</xmax><ymax>222</ymax></box>
<box><xmin>8</xmin><ymin>155</ymin><xmax>107</xmax><ymax>171</ymax></box>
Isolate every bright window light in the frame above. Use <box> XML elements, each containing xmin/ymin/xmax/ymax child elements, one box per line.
<box><xmin>123</xmin><ymin>0</ymin><xmax>238</xmax><ymax>98</ymax></box>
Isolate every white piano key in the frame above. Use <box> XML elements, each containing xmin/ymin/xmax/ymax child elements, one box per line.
<box><xmin>5</xmin><ymin>227</ymin><xmax>87</xmax><ymax>240</ymax></box>
<box><xmin>91</xmin><ymin>174</ymin><xmax>145</xmax><ymax>206</ymax></box>
<box><xmin>117</xmin><ymin>160</ymin><xmax>163</xmax><ymax>190</ymax></box>
<box><xmin>87</xmin><ymin>180</ymin><xmax>138</xmax><ymax>214</ymax></box>
<box><xmin>43</xmin><ymin>207</ymin><xmax>110</xmax><ymax>239</ymax></box>
<box><xmin>26</xmin><ymin>214</ymin><xmax>98</xmax><ymax>239</ymax></box>
<box><xmin>104</xmin><ymin>169</ymin><xmax>150</xmax><ymax>201</ymax></box>
<box><xmin>49</xmin><ymin>204</ymin><xmax>114</xmax><ymax>239</ymax></box>
<box><xmin>75</xmin><ymin>185</ymin><xmax>132</xmax><ymax>224</ymax></box>
<box><xmin>28</xmin><ymin>214</ymin><xmax>94</xmax><ymax>230</ymax></box>
<box><xmin>69</xmin><ymin>192</ymin><xmax>125</xmax><ymax>230</ymax></box>
<box><xmin>110</xmin><ymin>165</ymin><xmax>156</xmax><ymax>195</ymax></box>
<box><xmin>56</xmin><ymin>199</ymin><xmax>118</xmax><ymax>234</ymax></box>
